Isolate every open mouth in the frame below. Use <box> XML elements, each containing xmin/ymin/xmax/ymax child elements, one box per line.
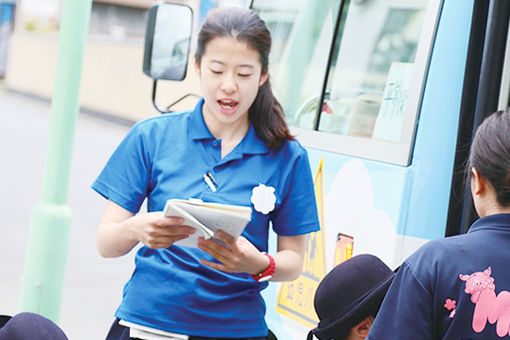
<box><xmin>218</xmin><ymin>99</ymin><xmax>239</xmax><ymax>115</ymax></box>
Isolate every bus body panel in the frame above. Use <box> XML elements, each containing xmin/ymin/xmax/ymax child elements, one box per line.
<box><xmin>260</xmin><ymin>0</ymin><xmax>475</xmax><ymax>338</ymax></box>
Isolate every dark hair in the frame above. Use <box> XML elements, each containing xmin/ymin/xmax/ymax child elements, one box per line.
<box><xmin>468</xmin><ymin>109</ymin><xmax>510</xmax><ymax>206</ymax></box>
<box><xmin>195</xmin><ymin>7</ymin><xmax>293</xmax><ymax>150</ymax></box>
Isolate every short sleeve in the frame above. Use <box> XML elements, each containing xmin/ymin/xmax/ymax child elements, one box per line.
<box><xmin>91</xmin><ymin>122</ymin><xmax>151</xmax><ymax>213</ymax></box>
<box><xmin>367</xmin><ymin>260</ymin><xmax>433</xmax><ymax>340</ymax></box>
<box><xmin>272</xmin><ymin>146</ymin><xmax>320</xmax><ymax>235</ymax></box>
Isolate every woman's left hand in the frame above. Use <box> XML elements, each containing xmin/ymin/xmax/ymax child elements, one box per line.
<box><xmin>197</xmin><ymin>230</ymin><xmax>269</xmax><ymax>275</ymax></box>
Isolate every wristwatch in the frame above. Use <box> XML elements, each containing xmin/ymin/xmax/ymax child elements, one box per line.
<box><xmin>251</xmin><ymin>252</ymin><xmax>275</xmax><ymax>282</ymax></box>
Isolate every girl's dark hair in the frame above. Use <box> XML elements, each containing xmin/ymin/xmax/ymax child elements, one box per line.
<box><xmin>468</xmin><ymin>109</ymin><xmax>510</xmax><ymax>206</ymax></box>
<box><xmin>195</xmin><ymin>7</ymin><xmax>293</xmax><ymax>150</ymax></box>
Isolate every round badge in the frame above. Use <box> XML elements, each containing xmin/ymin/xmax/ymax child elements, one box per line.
<box><xmin>251</xmin><ymin>184</ymin><xmax>276</xmax><ymax>215</ymax></box>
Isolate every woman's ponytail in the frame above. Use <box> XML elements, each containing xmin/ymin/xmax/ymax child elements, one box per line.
<box><xmin>249</xmin><ymin>79</ymin><xmax>293</xmax><ymax>150</ymax></box>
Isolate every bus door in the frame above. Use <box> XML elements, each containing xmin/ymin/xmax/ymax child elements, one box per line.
<box><xmin>446</xmin><ymin>0</ymin><xmax>510</xmax><ymax>237</ymax></box>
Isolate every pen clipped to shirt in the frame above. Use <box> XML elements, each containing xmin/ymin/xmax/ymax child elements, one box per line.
<box><xmin>203</xmin><ymin>172</ymin><xmax>217</xmax><ymax>192</ymax></box>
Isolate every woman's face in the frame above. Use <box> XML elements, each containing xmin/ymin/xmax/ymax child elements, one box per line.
<box><xmin>195</xmin><ymin>36</ymin><xmax>268</xmax><ymax>130</ymax></box>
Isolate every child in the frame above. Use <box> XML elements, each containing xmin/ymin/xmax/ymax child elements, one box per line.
<box><xmin>92</xmin><ymin>6</ymin><xmax>320</xmax><ymax>340</ymax></box>
<box><xmin>367</xmin><ymin>109</ymin><xmax>510</xmax><ymax>339</ymax></box>
<box><xmin>0</xmin><ymin>313</ymin><xmax>68</xmax><ymax>340</ymax></box>
<box><xmin>307</xmin><ymin>254</ymin><xmax>395</xmax><ymax>340</ymax></box>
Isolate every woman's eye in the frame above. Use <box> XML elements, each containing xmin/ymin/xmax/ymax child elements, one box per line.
<box><xmin>211</xmin><ymin>69</ymin><xmax>222</xmax><ymax>74</ymax></box>
<box><xmin>239</xmin><ymin>74</ymin><xmax>252</xmax><ymax>78</ymax></box>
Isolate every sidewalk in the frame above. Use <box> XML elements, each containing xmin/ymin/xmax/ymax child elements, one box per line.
<box><xmin>0</xmin><ymin>87</ymin><xmax>137</xmax><ymax>339</ymax></box>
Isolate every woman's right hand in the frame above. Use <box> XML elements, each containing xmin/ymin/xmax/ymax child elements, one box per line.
<box><xmin>132</xmin><ymin>212</ymin><xmax>196</xmax><ymax>249</ymax></box>
<box><xmin>96</xmin><ymin>200</ymin><xmax>195</xmax><ymax>257</ymax></box>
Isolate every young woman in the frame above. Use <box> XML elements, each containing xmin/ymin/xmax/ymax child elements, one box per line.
<box><xmin>366</xmin><ymin>109</ymin><xmax>510</xmax><ymax>339</ymax></box>
<box><xmin>92</xmin><ymin>7</ymin><xmax>319</xmax><ymax>340</ymax></box>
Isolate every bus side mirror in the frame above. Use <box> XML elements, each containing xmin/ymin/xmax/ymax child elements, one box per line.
<box><xmin>143</xmin><ymin>2</ymin><xmax>193</xmax><ymax>81</ymax></box>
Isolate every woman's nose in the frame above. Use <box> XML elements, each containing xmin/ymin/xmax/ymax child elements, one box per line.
<box><xmin>220</xmin><ymin>73</ymin><xmax>237</xmax><ymax>93</ymax></box>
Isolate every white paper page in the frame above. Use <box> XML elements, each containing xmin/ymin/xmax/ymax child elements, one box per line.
<box><xmin>178</xmin><ymin>202</ymin><xmax>251</xmax><ymax>238</ymax></box>
<box><xmin>373</xmin><ymin>62</ymin><xmax>414</xmax><ymax>142</ymax></box>
<box><xmin>163</xmin><ymin>202</ymin><xmax>213</xmax><ymax>247</ymax></box>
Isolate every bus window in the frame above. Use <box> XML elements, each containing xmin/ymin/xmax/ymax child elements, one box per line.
<box><xmin>252</xmin><ymin>0</ymin><xmax>342</xmax><ymax>126</ymax></box>
<box><xmin>254</xmin><ymin>0</ymin><xmax>441</xmax><ymax>165</ymax></box>
<box><xmin>319</xmin><ymin>2</ymin><xmax>426</xmax><ymax>141</ymax></box>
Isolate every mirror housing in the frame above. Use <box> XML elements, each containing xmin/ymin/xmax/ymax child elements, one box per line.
<box><xmin>143</xmin><ymin>2</ymin><xmax>193</xmax><ymax>81</ymax></box>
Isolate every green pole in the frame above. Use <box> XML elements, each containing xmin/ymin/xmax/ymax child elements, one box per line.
<box><xmin>19</xmin><ymin>0</ymin><xmax>92</xmax><ymax>322</ymax></box>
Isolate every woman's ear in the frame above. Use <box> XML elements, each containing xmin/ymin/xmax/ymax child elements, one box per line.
<box><xmin>259</xmin><ymin>72</ymin><xmax>269</xmax><ymax>87</ymax></box>
<box><xmin>471</xmin><ymin>167</ymin><xmax>485</xmax><ymax>196</ymax></box>
<box><xmin>352</xmin><ymin>316</ymin><xmax>374</xmax><ymax>338</ymax></box>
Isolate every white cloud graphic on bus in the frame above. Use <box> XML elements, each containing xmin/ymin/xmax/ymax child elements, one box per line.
<box><xmin>325</xmin><ymin>159</ymin><xmax>397</xmax><ymax>268</ymax></box>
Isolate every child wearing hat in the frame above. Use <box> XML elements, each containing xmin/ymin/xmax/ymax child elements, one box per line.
<box><xmin>0</xmin><ymin>312</ymin><xmax>68</xmax><ymax>339</ymax></box>
<box><xmin>307</xmin><ymin>254</ymin><xmax>395</xmax><ymax>340</ymax></box>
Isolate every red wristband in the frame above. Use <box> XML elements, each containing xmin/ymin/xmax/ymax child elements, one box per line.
<box><xmin>251</xmin><ymin>252</ymin><xmax>275</xmax><ymax>282</ymax></box>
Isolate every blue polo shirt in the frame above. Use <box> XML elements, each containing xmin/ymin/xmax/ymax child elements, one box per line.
<box><xmin>92</xmin><ymin>99</ymin><xmax>320</xmax><ymax>337</ymax></box>
<box><xmin>367</xmin><ymin>213</ymin><xmax>510</xmax><ymax>340</ymax></box>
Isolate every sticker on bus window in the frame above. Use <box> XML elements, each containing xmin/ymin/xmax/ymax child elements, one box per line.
<box><xmin>334</xmin><ymin>233</ymin><xmax>354</xmax><ymax>266</ymax></box>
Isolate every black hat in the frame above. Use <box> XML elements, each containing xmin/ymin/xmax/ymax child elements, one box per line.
<box><xmin>307</xmin><ymin>254</ymin><xmax>394</xmax><ymax>340</ymax></box>
<box><xmin>0</xmin><ymin>312</ymin><xmax>68</xmax><ymax>340</ymax></box>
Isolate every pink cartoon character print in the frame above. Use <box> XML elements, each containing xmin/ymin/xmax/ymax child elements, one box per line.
<box><xmin>459</xmin><ymin>267</ymin><xmax>510</xmax><ymax>337</ymax></box>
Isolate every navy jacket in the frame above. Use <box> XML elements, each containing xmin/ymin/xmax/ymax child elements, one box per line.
<box><xmin>368</xmin><ymin>214</ymin><xmax>510</xmax><ymax>340</ymax></box>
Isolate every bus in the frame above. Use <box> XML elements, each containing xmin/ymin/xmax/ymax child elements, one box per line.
<box><xmin>142</xmin><ymin>0</ymin><xmax>510</xmax><ymax>338</ymax></box>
